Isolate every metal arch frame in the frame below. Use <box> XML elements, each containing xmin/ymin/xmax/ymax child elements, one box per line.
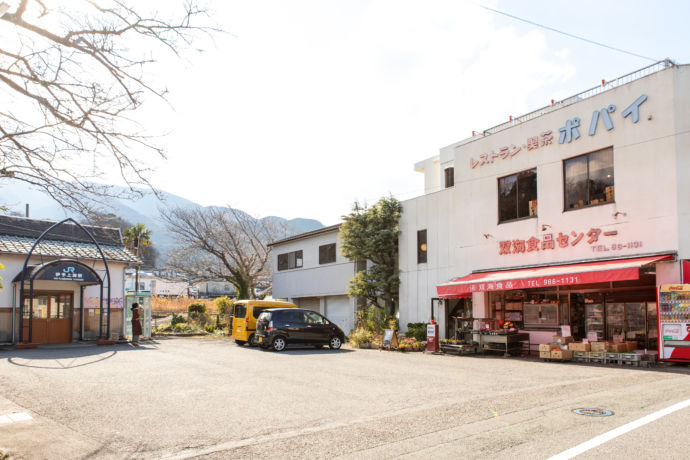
<box><xmin>18</xmin><ymin>218</ymin><xmax>112</xmax><ymax>343</ymax></box>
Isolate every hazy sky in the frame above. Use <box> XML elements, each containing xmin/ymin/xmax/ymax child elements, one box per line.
<box><xmin>126</xmin><ymin>0</ymin><xmax>690</xmax><ymax>225</ymax></box>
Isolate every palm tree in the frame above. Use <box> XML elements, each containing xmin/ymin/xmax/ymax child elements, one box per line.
<box><xmin>123</xmin><ymin>224</ymin><xmax>152</xmax><ymax>294</ymax></box>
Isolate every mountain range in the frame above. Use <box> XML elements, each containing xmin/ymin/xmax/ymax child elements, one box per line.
<box><xmin>0</xmin><ymin>180</ymin><xmax>324</xmax><ymax>260</ymax></box>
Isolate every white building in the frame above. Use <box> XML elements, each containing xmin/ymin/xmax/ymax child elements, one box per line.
<box><xmin>269</xmin><ymin>224</ymin><xmax>357</xmax><ymax>334</ymax></box>
<box><xmin>399</xmin><ymin>60</ymin><xmax>690</xmax><ymax>350</ymax></box>
<box><xmin>0</xmin><ymin>215</ymin><xmax>139</xmax><ymax>344</ymax></box>
<box><xmin>124</xmin><ymin>271</ymin><xmax>190</xmax><ymax>297</ymax></box>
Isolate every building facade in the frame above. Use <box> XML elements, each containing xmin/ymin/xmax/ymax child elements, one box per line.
<box><xmin>269</xmin><ymin>224</ymin><xmax>357</xmax><ymax>334</ymax></box>
<box><xmin>0</xmin><ymin>215</ymin><xmax>139</xmax><ymax>344</ymax></box>
<box><xmin>399</xmin><ymin>61</ymin><xmax>690</xmax><ymax>349</ymax></box>
<box><xmin>124</xmin><ymin>270</ymin><xmax>191</xmax><ymax>297</ymax></box>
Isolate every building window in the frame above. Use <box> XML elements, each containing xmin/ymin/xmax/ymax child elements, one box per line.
<box><xmin>498</xmin><ymin>169</ymin><xmax>537</xmax><ymax>223</ymax></box>
<box><xmin>277</xmin><ymin>250</ymin><xmax>303</xmax><ymax>271</ymax></box>
<box><xmin>564</xmin><ymin>147</ymin><xmax>614</xmax><ymax>210</ymax></box>
<box><xmin>444</xmin><ymin>167</ymin><xmax>454</xmax><ymax>188</ymax></box>
<box><xmin>277</xmin><ymin>253</ymin><xmax>288</xmax><ymax>271</ymax></box>
<box><xmin>319</xmin><ymin>243</ymin><xmax>336</xmax><ymax>264</ymax></box>
<box><xmin>417</xmin><ymin>230</ymin><xmax>427</xmax><ymax>264</ymax></box>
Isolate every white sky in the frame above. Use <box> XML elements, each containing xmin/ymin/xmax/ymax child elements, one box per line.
<box><xmin>124</xmin><ymin>0</ymin><xmax>690</xmax><ymax>226</ymax></box>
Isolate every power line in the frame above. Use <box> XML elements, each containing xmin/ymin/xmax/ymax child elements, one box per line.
<box><xmin>472</xmin><ymin>2</ymin><xmax>659</xmax><ymax>63</ymax></box>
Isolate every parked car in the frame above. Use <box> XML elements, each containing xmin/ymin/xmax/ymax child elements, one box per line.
<box><xmin>255</xmin><ymin>308</ymin><xmax>346</xmax><ymax>351</ymax></box>
<box><xmin>230</xmin><ymin>300</ymin><xmax>298</xmax><ymax>346</ymax></box>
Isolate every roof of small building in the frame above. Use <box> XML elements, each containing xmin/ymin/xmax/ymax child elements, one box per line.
<box><xmin>0</xmin><ymin>215</ymin><xmax>139</xmax><ymax>263</ymax></box>
<box><xmin>0</xmin><ymin>234</ymin><xmax>139</xmax><ymax>263</ymax></box>
<box><xmin>0</xmin><ymin>215</ymin><xmax>122</xmax><ymax>246</ymax></box>
<box><xmin>267</xmin><ymin>223</ymin><xmax>341</xmax><ymax>247</ymax></box>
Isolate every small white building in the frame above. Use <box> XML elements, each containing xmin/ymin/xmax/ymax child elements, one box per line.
<box><xmin>124</xmin><ymin>270</ymin><xmax>190</xmax><ymax>297</ymax></box>
<box><xmin>398</xmin><ymin>60</ymin><xmax>690</xmax><ymax>350</ymax></box>
<box><xmin>269</xmin><ymin>224</ymin><xmax>357</xmax><ymax>334</ymax></box>
<box><xmin>0</xmin><ymin>215</ymin><xmax>139</xmax><ymax>344</ymax></box>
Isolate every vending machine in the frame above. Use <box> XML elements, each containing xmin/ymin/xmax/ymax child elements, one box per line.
<box><xmin>658</xmin><ymin>285</ymin><xmax>690</xmax><ymax>362</ymax></box>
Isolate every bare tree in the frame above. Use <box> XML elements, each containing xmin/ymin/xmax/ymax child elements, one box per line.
<box><xmin>161</xmin><ymin>206</ymin><xmax>283</xmax><ymax>299</ymax></box>
<box><xmin>0</xmin><ymin>0</ymin><xmax>214</xmax><ymax>215</ymax></box>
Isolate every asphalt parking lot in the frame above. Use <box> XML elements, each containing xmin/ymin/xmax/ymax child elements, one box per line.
<box><xmin>1</xmin><ymin>337</ymin><xmax>689</xmax><ymax>459</ymax></box>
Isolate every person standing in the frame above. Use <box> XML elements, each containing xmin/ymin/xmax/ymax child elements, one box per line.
<box><xmin>131</xmin><ymin>303</ymin><xmax>142</xmax><ymax>345</ymax></box>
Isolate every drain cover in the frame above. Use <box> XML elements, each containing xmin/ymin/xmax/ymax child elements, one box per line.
<box><xmin>572</xmin><ymin>408</ymin><xmax>614</xmax><ymax>417</ymax></box>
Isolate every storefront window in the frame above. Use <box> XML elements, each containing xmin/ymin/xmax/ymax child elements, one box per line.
<box><xmin>564</xmin><ymin>147</ymin><xmax>614</xmax><ymax>210</ymax></box>
<box><xmin>498</xmin><ymin>169</ymin><xmax>537</xmax><ymax>223</ymax></box>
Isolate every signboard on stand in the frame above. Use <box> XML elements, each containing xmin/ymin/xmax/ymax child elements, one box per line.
<box><xmin>381</xmin><ymin>329</ymin><xmax>398</xmax><ymax>350</ymax></box>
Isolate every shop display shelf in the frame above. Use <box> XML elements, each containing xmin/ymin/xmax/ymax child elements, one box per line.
<box><xmin>573</xmin><ymin>351</ymin><xmax>589</xmax><ymax>358</ymax></box>
<box><xmin>573</xmin><ymin>355</ymin><xmax>590</xmax><ymax>363</ymax></box>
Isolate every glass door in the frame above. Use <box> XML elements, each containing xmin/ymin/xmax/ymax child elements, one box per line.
<box><xmin>585</xmin><ymin>303</ymin><xmax>605</xmax><ymax>341</ymax></box>
<box><xmin>606</xmin><ymin>303</ymin><xmax>625</xmax><ymax>341</ymax></box>
<box><xmin>624</xmin><ymin>303</ymin><xmax>646</xmax><ymax>348</ymax></box>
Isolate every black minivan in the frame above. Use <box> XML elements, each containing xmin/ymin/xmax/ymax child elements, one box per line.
<box><xmin>255</xmin><ymin>308</ymin><xmax>346</xmax><ymax>351</ymax></box>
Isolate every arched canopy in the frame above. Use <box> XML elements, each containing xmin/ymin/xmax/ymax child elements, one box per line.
<box><xmin>19</xmin><ymin>218</ymin><xmax>112</xmax><ymax>343</ymax></box>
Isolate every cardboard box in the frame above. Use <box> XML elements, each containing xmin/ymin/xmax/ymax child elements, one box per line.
<box><xmin>590</xmin><ymin>342</ymin><xmax>607</xmax><ymax>352</ymax></box>
<box><xmin>568</xmin><ymin>343</ymin><xmax>591</xmax><ymax>352</ymax></box>
<box><xmin>552</xmin><ymin>335</ymin><xmax>574</xmax><ymax>344</ymax></box>
<box><xmin>539</xmin><ymin>344</ymin><xmax>553</xmax><ymax>352</ymax></box>
<box><xmin>606</xmin><ymin>343</ymin><xmax>627</xmax><ymax>353</ymax></box>
<box><xmin>540</xmin><ymin>350</ymin><xmax>552</xmax><ymax>359</ymax></box>
<box><xmin>625</xmin><ymin>341</ymin><xmax>638</xmax><ymax>351</ymax></box>
<box><xmin>551</xmin><ymin>349</ymin><xmax>573</xmax><ymax>360</ymax></box>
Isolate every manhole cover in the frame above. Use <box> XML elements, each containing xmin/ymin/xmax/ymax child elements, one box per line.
<box><xmin>572</xmin><ymin>408</ymin><xmax>614</xmax><ymax>417</ymax></box>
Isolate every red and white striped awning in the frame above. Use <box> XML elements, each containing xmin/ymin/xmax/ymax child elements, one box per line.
<box><xmin>437</xmin><ymin>254</ymin><xmax>673</xmax><ymax>298</ymax></box>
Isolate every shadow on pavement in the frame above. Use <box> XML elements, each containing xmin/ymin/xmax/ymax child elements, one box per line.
<box><xmin>1</xmin><ymin>340</ymin><xmax>161</xmax><ymax>369</ymax></box>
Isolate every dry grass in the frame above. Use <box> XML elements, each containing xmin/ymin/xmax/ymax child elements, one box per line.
<box><xmin>151</xmin><ymin>296</ymin><xmax>216</xmax><ymax>314</ymax></box>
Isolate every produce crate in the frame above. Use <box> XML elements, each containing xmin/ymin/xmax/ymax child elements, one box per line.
<box><xmin>620</xmin><ymin>353</ymin><xmax>642</xmax><ymax>366</ymax></box>
<box><xmin>606</xmin><ymin>352</ymin><xmax>623</xmax><ymax>364</ymax></box>
<box><xmin>573</xmin><ymin>351</ymin><xmax>589</xmax><ymax>362</ymax></box>
<box><xmin>589</xmin><ymin>352</ymin><xmax>605</xmax><ymax>363</ymax></box>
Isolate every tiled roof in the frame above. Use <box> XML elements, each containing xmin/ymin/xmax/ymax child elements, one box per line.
<box><xmin>0</xmin><ymin>215</ymin><xmax>122</xmax><ymax>246</ymax></box>
<box><xmin>0</xmin><ymin>234</ymin><xmax>139</xmax><ymax>263</ymax></box>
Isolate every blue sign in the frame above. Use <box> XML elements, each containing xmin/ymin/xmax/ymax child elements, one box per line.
<box><xmin>36</xmin><ymin>262</ymin><xmax>99</xmax><ymax>283</ymax></box>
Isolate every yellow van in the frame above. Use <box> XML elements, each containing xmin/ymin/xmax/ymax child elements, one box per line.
<box><xmin>231</xmin><ymin>299</ymin><xmax>298</xmax><ymax>346</ymax></box>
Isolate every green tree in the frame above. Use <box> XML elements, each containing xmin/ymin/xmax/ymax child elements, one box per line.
<box><xmin>123</xmin><ymin>223</ymin><xmax>152</xmax><ymax>258</ymax></box>
<box><xmin>339</xmin><ymin>196</ymin><xmax>402</xmax><ymax>317</ymax></box>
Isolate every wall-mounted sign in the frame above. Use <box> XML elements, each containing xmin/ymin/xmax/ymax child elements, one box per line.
<box><xmin>36</xmin><ymin>262</ymin><xmax>99</xmax><ymax>283</ymax></box>
<box><xmin>470</xmin><ymin>94</ymin><xmax>648</xmax><ymax>169</ymax></box>
<box><xmin>498</xmin><ymin>228</ymin><xmax>643</xmax><ymax>256</ymax></box>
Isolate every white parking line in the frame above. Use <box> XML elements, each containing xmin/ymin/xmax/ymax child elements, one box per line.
<box><xmin>0</xmin><ymin>412</ymin><xmax>33</xmax><ymax>424</ymax></box>
<box><xmin>548</xmin><ymin>398</ymin><xmax>690</xmax><ymax>460</ymax></box>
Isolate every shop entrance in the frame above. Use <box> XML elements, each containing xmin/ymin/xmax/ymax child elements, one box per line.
<box><xmin>22</xmin><ymin>293</ymin><xmax>73</xmax><ymax>344</ymax></box>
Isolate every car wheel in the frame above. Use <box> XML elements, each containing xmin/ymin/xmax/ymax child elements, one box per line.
<box><xmin>248</xmin><ymin>334</ymin><xmax>258</xmax><ymax>347</ymax></box>
<box><xmin>235</xmin><ymin>340</ymin><xmax>246</xmax><ymax>346</ymax></box>
<box><xmin>329</xmin><ymin>336</ymin><xmax>342</xmax><ymax>350</ymax></box>
<box><xmin>272</xmin><ymin>336</ymin><xmax>287</xmax><ymax>352</ymax></box>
